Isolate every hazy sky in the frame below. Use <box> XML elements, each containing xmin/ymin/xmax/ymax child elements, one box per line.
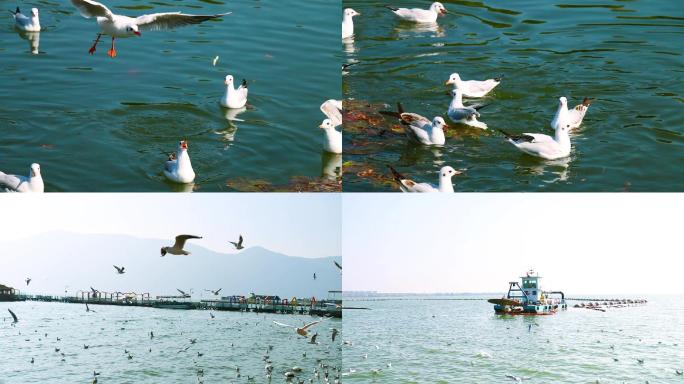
<box><xmin>343</xmin><ymin>194</ymin><xmax>683</xmax><ymax>295</ymax></box>
<box><xmin>0</xmin><ymin>193</ymin><xmax>340</xmax><ymax>256</ymax></box>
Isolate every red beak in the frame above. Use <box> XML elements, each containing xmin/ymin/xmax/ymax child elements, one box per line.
<box><xmin>134</xmin><ymin>31</ymin><xmax>141</xmax><ymax>36</ymax></box>
<box><xmin>181</xmin><ymin>141</ymin><xmax>188</xmax><ymax>149</ymax></box>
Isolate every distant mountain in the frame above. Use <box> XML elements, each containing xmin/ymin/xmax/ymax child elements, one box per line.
<box><xmin>0</xmin><ymin>232</ymin><xmax>341</xmax><ymax>299</ymax></box>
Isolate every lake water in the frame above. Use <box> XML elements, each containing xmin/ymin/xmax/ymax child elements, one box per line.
<box><xmin>342</xmin><ymin>0</ymin><xmax>684</xmax><ymax>192</ymax></box>
<box><xmin>0</xmin><ymin>0</ymin><xmax>341</xmax><ymax>192</ymax></box>
<box><xmin>0</xmin><ymin>301</ymin><xmax>342</xmax><ymax>383</ymax></box>
<box><xmin>342</xmin><ymin>295</ymin><xmax>684</xmax><ymax>383</ymax></box>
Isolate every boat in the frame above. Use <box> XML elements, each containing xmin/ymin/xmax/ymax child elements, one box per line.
<box><xmin>488</xmin><ymin>270</ymin><xmax>567</xmax><ymax>315</ymax></box>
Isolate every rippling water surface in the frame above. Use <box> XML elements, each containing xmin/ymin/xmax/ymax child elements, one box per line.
<box><xmin>0</xmin><ymin>301</ymin><xmax>341</xmax><ymax>383</ymax></box>
<box><xmin>342</xmin><ymin>295</ymin><xmax>684</xmax><ymax>383</ymax></box>
<box><xmin>342</xmin><ymin>0</ymin><xmax>684</xmax><ymax>191</ymax></box>
<box><xmin>0</xmin><ymin>0</ymin><xmax>340</xmax><ymax>191</ymax></box>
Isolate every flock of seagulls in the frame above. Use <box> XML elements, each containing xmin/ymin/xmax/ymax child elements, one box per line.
<box><xmin>5</xmin><ymin>0</ymin><xmax>341</xmax><ymax>192</ymax></box>
<box><xmin>341</xmin><ymin>3</ymin><xmax>593</xmax><ymax>192</ymax></box>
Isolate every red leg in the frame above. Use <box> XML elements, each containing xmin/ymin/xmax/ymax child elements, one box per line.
<box><xmin>89</xmin><ymin>33</ymin><xmax>101</xmax><ymax>55</ymax></box>
<box><xmin>107</xmin><ymin>37</ymin><xmax>117</xmax><ymax>58</ymax></box>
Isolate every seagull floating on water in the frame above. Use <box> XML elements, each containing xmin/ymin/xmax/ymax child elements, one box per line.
<box><xmin>220</xmin><ymin>75</ymin><xmax>248</xmax><ymax>109</ymax></box>
<box><xmin>70</xmin><ymin>0</ymin><xmax>230</xmax><ymax>57</ymax></box>
<box><xmin>380</xmin><ymin>102</ymin><xmax>448</xmax><ymax>146</ymax></box>
<box><xmin>341</xmin><ymin>8</ymin><xmax>360</xmax><ymax>39</ymax></box>
<box><xmin>499</xmin><ymin>120</ymin><xmax>572</xmax><ymax>160</ymax></box>
<box><xmin>11</xmin><ymin>7</ymin><xmax>40</xmax><ymax>32</ymax></box>
<box><xmin>447</xmin><ymin>88</ymin><xmax>488</xmax><ymax>129</ymax></box>
<box><xmin>551</xmin><ymin>96</ymin><xmax>591</xmax><ymax>131</ymax></box>
<box><xmin>388</xmin><ymin>165</ymin><xmax>460</xmax><ymax>193</ymax></box>
<box><xmin>0</xmin><ymin>163</ymin><xmax>44</xmax><ymax>192</ymax></box>
<box><xmin>386</xmin><ymin>2</ymin><xmax>447</xmax><ymax>24</ymax></box>
<box><xmin>161</xmin><ymin>234</ymin><xmax>202</xmax><ymax>256</ymax></box>
<box><xmin>164</xmin><ymin>140</ymin><xmax>195</xmax><ymax>184</ymax></box>
<box><xmin>445</xmin><ymin>72</ymin><xmax>502</xmax><ymax>98</ymax></box>
<box><xmin>229</xmin><ymin>235</ymin><xmax>244</xmax><ymax>250</ymax></box>
<box><xmin>319</xmin><ymin>99</ymin><xmax>343</xmax><ymax>154</ymax></box>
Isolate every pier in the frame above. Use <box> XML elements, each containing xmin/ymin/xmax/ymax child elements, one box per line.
<box><xmin>8</xmin><ymin>290</ymin><xmax>342</xmax><ymax>318</ymax></box>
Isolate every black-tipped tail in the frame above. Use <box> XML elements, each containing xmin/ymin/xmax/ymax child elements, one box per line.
<box><xmin>241</xmin><ymin>79</ymin><xmax>247</xmax><ymax>88</ymax></box>
<box><xmin>385</xmin><ymin>5</ymin><xmax>399</xmax><ymax>11</ymax></box>
<box><xmin>581</xmin><ymin>97</ymin><xmax>592</xmax><ymax>107</ymax></box>
<box><xmin>387</xmin><ymin>165</ymin><xmax>406</xmax><ymax>183</ymax></box>
<box><xmin>494</xmin><ymin>74</ymin><xmax>504</xmax><ymax>82</ymax></box>
<box><xmin>10</xmin><ymin>7</ymin><xmax>19</xmax><ymax>15</ymax></box>
<box><xmin>498</xmin><ymin>129</ymin><xmax>534</xmax><ymax>143</ymax></box>
<box><xmin>473</xmin><ymin>103</ymin><xmax>490</xmax><ymax>111</ymax></box>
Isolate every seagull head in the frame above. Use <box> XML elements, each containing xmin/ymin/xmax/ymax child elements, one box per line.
<box><xmin>178</xmin><ymin>140</ymin><xmax>188</xmax><ymax>151</ymax></box>
<box><xmin>31</xmin><ymin>8</ymin><xmax>39</xmax><ymax>17</ymax></box>
<box><xmin>318</xmin><ymin>119</ymin><xmax>334</xmax><ymax>130</ymax></box>
<box><xmin>431</xmin><ymin>2</ymin><xmax>448</xmax><ymax>15</ymax></box>
<box><xmin>126</xmin><ymin>25</ymin><xmax>141</xmax><ymax>37</ymax></box>
<box><xmin>440</xmin><ymin>166</ymin><xmax>461</xmax><ymax>179</ymax></box>
<box><xmin>344</xmin><ymin>8</ymin><xmax>360</xmax><ymax>18</ymax></box>
<box><xmin>30</xmin><ymin>163</ymin><xmax>41</xmax><ymax>177</ymax></box>
<box><xmin>432</xmin><ymin>116</ymin><xmax>449</xmax><ymax>130</ymax></box>
<box><xmin>558</xmin><ymin>96</ymin><xmax>568</xmax><ymax>107</ymax></box>
<box><xmin>160</xmin><ymin>247</ymin><xmax>167</xmax><ymax>256</ymax></box>
<box><xmin>445</xmin><ymin>73</ymin><xmax>461</xmax><ymax>86</ymax></box>
<box><xmin>224</xmin><ymin>75</ymin><xmax>234</xmax><ymax>86</ymax></box>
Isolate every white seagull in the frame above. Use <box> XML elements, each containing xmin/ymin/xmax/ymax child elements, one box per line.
<box><xmin>445</xmin><ymin>73</ymin><xmax>502</xmax><ymax>98</ymax></box>
<box><xmin>0</xmin><ymin>163</ymin><xmax>44</xmax><ymax>193</ymax></box>
<box><xmin>161</xmin><ymin>234</ymin><xmax>202</xmax><ymax>256</ymax></box>
<box><xmin>387</xmin><ymin>165</ymin><xmax>460</xmax><ymax>193</ymax></box>
<box><xmin>164</xmin><ymin>140</ymin><xmax>195</xmax><ymax>184</ymax></box>
<box><xmin>385</xmin><ymin>2</ymin><xmax>447</xmax><ymax>24</ymax></box>
<box><xmin>499</xmin><ymin>122</ymin><xmax>572</xmax><ymax>160</ymax></box>
<box><xmin>11</xmin><ymin>7</ymin><xmax>41</xmax><ymax>32</ymax></box>
<box><xmin>273</xmin><ymin>320</ymin><xmax>324</xmax><ymax>337</ymax></box>
<box><xmin>447</xmin><ymin>88</ymin><xmax>488</xmax><ymax>129</ymax></box>
<box><xmin>342</xmin><ymin>8</ymin><xmax>360</xmax><ymax>39</ymax></box>
<box><xmin>319</xmin><ymin>99</ymin><xmax>343</xmax><ymax>154</ymax></box>
<box><xmin>70</xmin><ymin>0</ymin><xmax>230</xmax><ymax>57</ymax></box>
<box><xmin>380</xmin><ymin>102</ymin><xmax>449</xmax><ymax>146</ymax></box>
<box><xmin>220</xmin><ymin>75</ymin><xmax>248</xmax><ymax>109</ymax></box>
<box><xmin>550</xmin><ymin>96</ymin><xmax>591</xmax><ymax>131</ymax></box>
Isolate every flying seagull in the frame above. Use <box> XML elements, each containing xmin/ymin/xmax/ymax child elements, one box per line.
<box><xmin>161</xmin><ymin>234</ymin><xmax>202</xmax><ymax>256</ymax></box>
<box><xmin>229</xmin><ymin>235</ymin><xmax>244</xmax><ymax>250</ymax></box>
<box><xmin>70</xmin><ymin>0</ymin><xmax>231</xmax><ymax>57</ymax></box>
<box><xmin>273</xmin><ymin>320</ymin><xmax>323</xmax><ymax>337</ymax></box>
<box><xmin>86</xmin><ymin>303</ymin><xmax>96</xmax><ymax>313</ymax></box>
<box><xmin>177</xmin><ymin>289</ymin><xmax>191</xmax><ymax>298</ymax></box>
<box><xmin>8</xmin><ymin>309</ymin><xmax>18</xmax><ymax>323</ymax></box>
<box><xmin>25</xmin><ymin>278</ymin><xmax>31</xmax><ymax>286</ymax></box>
<box><xmin>113</xmin><ymin>265</ymin><xmax>125</xmax><ymax>274</ymax></box>
<box><xmin>313</xmin><ymin>273</ymin><xmax>317</xmax><ymax>280</ymax></box>
<box><xmin>204</xmin><ymin>288</ymin><xmax>222</xmax><ymax>296</ymax></box>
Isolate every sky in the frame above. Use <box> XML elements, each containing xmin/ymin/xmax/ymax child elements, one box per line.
<box><xmin>0</xmin><ymin>193</ymin><xmax>340</xmax><ymax>257</ymax></box>
<box><xmin>343</xmin><ymin>194</ymin><xmax>684</xmax><ymax>295</ymax></box>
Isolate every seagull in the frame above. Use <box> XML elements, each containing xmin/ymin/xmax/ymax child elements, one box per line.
<box><xmin>177</xmin><ymin>289</ymin><xmax>191</xmax><ymax>297</ymax></box>
<box><xmin>313</xmin><ymin>273</ymin><xmax>317</xmax><ymax>280</ymax></box>
<box><xmin>11</xmin><ymin>7</ymin><xmax>41</xmax><ymax>32</ymax></box>
<box><xmin>85</xmin><ymin>303</ymin><xmax>96</xmax><ymax>312</ymax></box>
<box><xmin>161</xmin><ymin>234</ymin><xmax>202</xmax><ymax>256</ymax></box>
<box><xmin>551</xmin><ymin>96</ymin><xmax>591</xmax><ymax>131</ymax></box>
<box><xmin>447</xmin><ymin>88</ymin><xmax>488</xmax><ymax>129</ymax></box>
<box><xmin>220</xmin><ymin>75</ymin><xmax>248</xmax><ymax>109</ymax></box>
<box><xmin>318</xmin><ymin>119</ymin><xmax>342</xmax><ymax>154</ymax></box>
<box><xmin>163</xmin><ymin>140</ymin><xmax>195</xmax><ymax>184</ymax></box>
<box><xmin>499</xmin><ymin>121</ymin><xmax>572</xmax><ymax>160</ymax></box>
<box><xmin>341</xmin><ymin>8</ymin><xmax>360</xmax><ymax>39</ymax></box>
<box><xmin>8</xmin><ymin>309</ymin><xmax>18</xmax><ymax>323</ymax></box>
<box><xmin>273</xmin><ymin>320</ymin><xmax>324</xmax><ymax>337</ymax></box>
<box><xmin>25</xmin><ymin>278</ymin><xmax>31</xmax><ymax>286</ymax></box>
<box><xmin>387</xmin><ymin>165</ymin><xmax>460</xmax><ymax>193</ymax></box>
<box><xmin>70</xmin><ymin>0</ymin><xmax>230</xmax><ymax>57</ymax></box>
<box><xmin>0</xmin><ymin>163</ymin><xmax>44</xmax><ymax>192</ymax></box>
<box><xmin>385</xmin><ymin>2</ymin><xmax>447</xmax><ymax>24</ymax></box>
<box><xmin>229</xmin><ymin>235</ymin><xmax>244</xmax><ymax>250</ymax></box>
<box><xmin>113</xmin><ymin>265</ymin><xmax>125</xmax><ymax>274</ymax></box>
<box><xmin>379</xmin><ymin>102</ymin><xmax>448</xmax><ymax>146</ymax></box>
<box><xmin>309</xmin><ymin>333</ymin><xmax>319</xmax><ymax>344</ymax></box>
<box><xmin>332</xmin><ymin>328</ymin><xmax>339</xmax><ymax>342</ymax></box>
<box><xmin>445</xmin><ymin>73</ymin><xmax>502</xmax><ymax>98</ymax></box>
<box><xmin>506</xmin><ymin>375</ymin><xmax>531</xmax><ymax>382</ymax></box>
<box><xmin>205</xmin><ymin>288</ymin><xmax>222</xmax><ymax>296</ymax></box>
<box><xmin>321</xmin><ymin>99</ymin><xmax>343</xmax><ymax>127</ymax></box>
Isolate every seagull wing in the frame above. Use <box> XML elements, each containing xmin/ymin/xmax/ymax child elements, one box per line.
<box><xmin>177</xmin><ymin>289</ymin><xmax>187</xmax><ymax>295</ymax></box>
<box><xmin>300</xmin><ymin>320</ymin><xmax>323</xmax><ymax>331</ymax></box>
<box><xmin>237</xmin><ymin>235</ymin><xmax>243</xmax><ymax>247</ymax></box>
<box><xmin>0</xmin><ymin>172</ymin><xmax>27</xmax><ymax>192</ymax></box>
<box><xmin>320</xmin><ymin>99</ymin><xmax>343</xmax><ymax>127</ymax></box>
<box><xmin>334</xmin><ymin>261</ymin><xmax>342</xmax><ymax>270</ymax></box>
<box><xmin>70</xmin><ymin>0</ymin><xmax>114</xmax><ymax>20</ymax></box>
<box><xmin>174</xmin><ymin>234</ymin><xmax>201</xmax><ymax>249</ymax></box>
<box><xmin>135</xmin><ymin>12</ymin><xmax>230</xmax><ymax>31</ymax></box>
<box><xmin>272</xmin><ymin>321</ymin><xmax>294</xmax><ymax>328</ymax></box>
<box><xmin>8</xmin><ymin>309</ymin><xmax>18</xmax><ymax>322</ymax></box>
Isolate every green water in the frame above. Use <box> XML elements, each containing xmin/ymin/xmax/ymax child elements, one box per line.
<box><xmin>342</xmin><ymin>0</ymin><xmax>684</xmax><ymax>192</ymax></box>
<box><xmin>343</xmin><ymin>295</ymin><xmax>684</xmax><ymax>383</ymax></box>
<box><xmin>1</xmin><ymin>0</ymin><xmax>340</xmax><ymax>191</ymax></box>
